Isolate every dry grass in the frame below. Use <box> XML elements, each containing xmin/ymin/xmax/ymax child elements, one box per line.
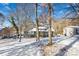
<box><xmin>41</xmin><ymin>44</ymin><xmax>65</xmax><ymax>56</ymax></box>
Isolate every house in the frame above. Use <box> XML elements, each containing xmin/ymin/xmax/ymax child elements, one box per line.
<box><xmin>27</xmin><ymin>26</ymin><xmax>54</xmax><ymax>37</ymax></box>
<box><xmin>0</xmin><ymin>27</ymin><xmax>17</xmax><ymax>38</ymax></box>
<box><xmin>63</xmin><ymin>26</ymin><xmax>79</xmax><ymax>37</ymax></box>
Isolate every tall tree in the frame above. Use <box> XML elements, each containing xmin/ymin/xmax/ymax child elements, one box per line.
<box><xmin>8</xmin><ymin>16</ymin><xmax>19</xmax><ymax>38</ymax></box>
<box><xmin>41</xmin><ymin>3</ymin><xmax>54</xmax><ymax>45</ymax></box>
<box><xmin>16</xmin><ymin>3</ymin><xmax>35</xmax><ymax>42</ymax></box>
<box><xmin>35</xmin><ymin>3</ymin><xmax>40</xmax><ymax>41</ymax></box>
<box><xmin>5</xmin><ymin>4</ymin><xmax>20</xmax><ymax>40</ymax></box>
<box><xmin>48</xmin><ymin>3</ymin><xmax>52</xmax><ymax>45</ymax></box>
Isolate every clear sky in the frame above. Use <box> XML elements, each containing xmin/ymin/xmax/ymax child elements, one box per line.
<box><xmin>0</xmin><ymin>3</ymin><xmax>76</xmax><ymax>28</ymax></box>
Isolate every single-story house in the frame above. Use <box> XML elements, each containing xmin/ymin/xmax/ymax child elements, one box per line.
<box><xmin>27</xmin><ymin>26</ymin><xmax>54</xmax><ymax>37</ymax></box>
<box><xmin>63</xmin><ymin>26</ymin><xmax>79</xmax><ymax>37</ymax></box>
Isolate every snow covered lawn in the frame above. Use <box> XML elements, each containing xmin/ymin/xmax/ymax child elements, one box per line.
<box><xmin>0</xmin><ymin>35</ymin><xmax>79</xmax><ymax>56</ymax></box>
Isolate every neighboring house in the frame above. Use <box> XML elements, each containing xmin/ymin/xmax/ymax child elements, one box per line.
<box><xmin>63</xmin><ymin>26</ymin><xmax>79</xmax><ymax>37</ymax></box>
<box><xmin>0</xmin><ymin>27</ymin><xmax>16</xmax><ymax>37</ymax></box>
<box><xmin>26</xmin><ymin>26</ymin><xmax>54</xmax><ymax>37</ymax></box>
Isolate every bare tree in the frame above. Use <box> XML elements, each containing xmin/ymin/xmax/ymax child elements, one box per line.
<box><xmin>16</xmin><ymin>3</ymin><xmax>35</xmax><ymax>42</ymax></box>
<box><xmin>8</xmin><ymin>16</ymin><xmax>19</xmax><ymax>38</ymax></box>
<box><xmin>47</xmin><ymin>3</ymin><xmax>52</xmax><ymax>45</ymax></box>
<box><xmin>35</xmin><ymin>3</ymin><xmax>40</xmax><ymax>41</ymax></box>
<box><xmin>41</xmin><ymin>3</ymin><xmax>54</xmax><ymax>45</ymax></box>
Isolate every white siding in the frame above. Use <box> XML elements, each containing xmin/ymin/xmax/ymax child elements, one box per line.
<box><xmin>63</xmin><ymin>26</ymin><xmax>79</xmax><ymax>37</ymax></box>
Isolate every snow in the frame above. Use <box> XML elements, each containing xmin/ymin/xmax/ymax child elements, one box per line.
<box><xmin>58</xmin><ymin>35</ymin><xmax>79</xmax><ymax>46</ymax></box>
<box><xmin>65</xmin><ymin>26</ymin><xmax>79</xmax><ymax>28</ymax></box>
<box><xmin>0</xmin><ymin>38</ymin><xmax>36</xmax><ymax>50</ymax></box>
<box><xmin>28</xmin><ymin>26</ymin><xmax>54</xmax><ymax>32</ymax></box>
<box><xmin>0</xmin><ymin>35</ymin><xmax>79</xmax><ymax>56</ymax></box>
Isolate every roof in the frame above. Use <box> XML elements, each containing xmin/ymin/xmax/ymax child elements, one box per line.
<box><xmin>28</xmin><ymin>26</ymin><xmax>54</xmax><ymax>32</ymax></box>
<box><xmin>64</xmin><ymin>26</ymin><xmax>79</xmax><ymax>29</ymax></box>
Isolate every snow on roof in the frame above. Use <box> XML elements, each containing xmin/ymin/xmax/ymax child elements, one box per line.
<box><xmin>38</xmin><ymin>26</ymin><xmax>47</xmax><ymax>30</ymax></box>
<box><xmin>64</xmin><ymin>26</ymin><xmax>79</xmax><ymax>29</ymax></box>
<box><xmin>28</xmin><ymin>26</ymin><xmax>54</xmax><ymax>32</ymax></box>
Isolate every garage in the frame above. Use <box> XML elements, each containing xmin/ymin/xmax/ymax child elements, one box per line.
<box><xmin>63</xmin><ymin>26</ymin><xmax>79</xmax><ymax>37</ymax></box>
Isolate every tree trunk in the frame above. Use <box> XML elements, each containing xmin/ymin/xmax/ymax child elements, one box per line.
<box><xmin>15</xmin><ymin>25</ymin><xmax>19</xmax><ymax>38</ymax></box>
<box><xmin>19</xmin><ymin>33</ymin><xmax>21</xmax><ymax>42</ymax></box>
<box><xmin>35</xmin><ymin>3</ymin><xmax>40</xmax><ymax>41</ymax></box>
<box><xmin>48</xmin><ymin>4</ymin><xmax>52</xmax><ymax>45</ymax></box>
<box><xmin>19</xmin><ymin>26</ymin><xmax>22</xmax><ymax>42</ymax></box>
<box><xmin>36</xmin><ymin>19</ymin><xmax>40</xmax><ymax>41</ymax></box>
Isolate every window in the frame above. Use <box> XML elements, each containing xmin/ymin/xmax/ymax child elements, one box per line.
<box><xmin>76</xmin><ymin>28</ymin><xmax>79</xmax><ymax>34</ymax></box>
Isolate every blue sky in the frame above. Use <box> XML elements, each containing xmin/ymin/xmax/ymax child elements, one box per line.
<box><xmin>0</xmin><ymin>3</ymin><xmax>16</xmax><ymax>28</ymax></box>
<box><xmin>0</xmin><ymin>3</ymin><xmax>75</xmax><ymax>28</ymax></box>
